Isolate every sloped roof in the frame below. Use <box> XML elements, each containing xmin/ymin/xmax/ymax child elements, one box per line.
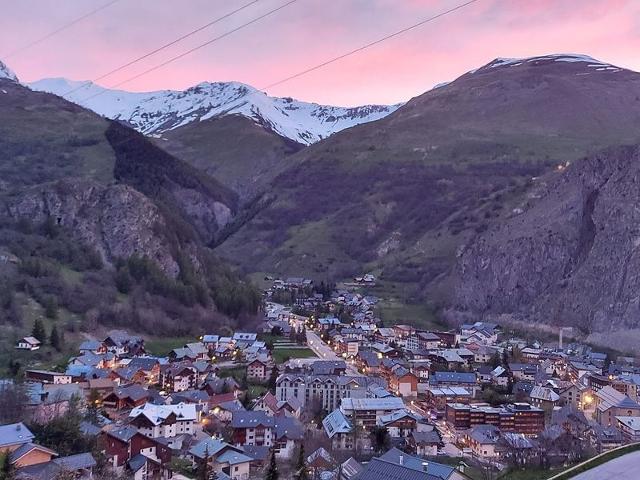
<box><xmin>530</xmin><ymin>386</ymin><xmax>560</xmax><ymax>402</ymax></box>
<box><xmin>231</xmin><ymin>411</ymin><xmax>274</xmax><ymax>429</ymax></box>
<box><xmin>323</xmin><ymin>409</ymin><xmax>352</xmax><ymax>438</ymax></box>
<box><xmin>10</xmin><ymin>443</ymin><xmax>57</xmax><ymax>464</ymax></box>
<box><xmin>129</xmin><ymin>402</ymin><xmax>197</xmax><ymax>425</ymax></box>
<box><xmin>341</xmin><ymin>396</ymin><xmax>405</xmax><ymax>411</ymax></box>
<box><xmin>0</xmin><ymin>423</ymin><xmax>34</xmax><ymax>447</ymax></box>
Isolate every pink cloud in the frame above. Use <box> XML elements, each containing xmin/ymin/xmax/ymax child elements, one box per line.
<box><xmin>1</xmin><ymin>0</ymin><xmax>639</xmax><ymax>105</ymax></box>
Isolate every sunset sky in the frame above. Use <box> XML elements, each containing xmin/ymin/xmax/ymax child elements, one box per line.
<box><xmin>1</xmin><ymin>0</ymin><xmax>639</xmax><ymax>105</ymax></box>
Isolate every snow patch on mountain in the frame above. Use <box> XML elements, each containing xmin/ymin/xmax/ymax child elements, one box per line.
<box><xmin>0</xmin><ymin>60</ymin><xmax>18</xmax><ymax>82</ymax></box>
<box><xmin>478</xmin><ymin>53</ymin><xmax>624</xmax><ymax>74</ymax></box>
<box><xmin>28</xmin><ymin>78</ymin><xmax>401</xmax><ymax>145</ymax></box>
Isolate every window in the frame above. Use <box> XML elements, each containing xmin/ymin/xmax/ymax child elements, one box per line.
<box><xmin>235</xmin><ymin>466</ymin><xmax>239</xmax><ymax>472</ymax></box>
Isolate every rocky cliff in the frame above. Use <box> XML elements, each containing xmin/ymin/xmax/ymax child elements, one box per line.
<box><xmin>4</xmin><ymin>179</ymin><xmax>184</xmax><ymax>276</ymax></box>
<box><xmin>452</xmin><ymin>145</ymin><xmax>640</xmax><ymax>334</ymax></box>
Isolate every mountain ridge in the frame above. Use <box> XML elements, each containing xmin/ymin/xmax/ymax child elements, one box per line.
<box><xmin>27</xmin><ymin>77</ymin><xmax>401</xmax><ymax>145</ymax></box>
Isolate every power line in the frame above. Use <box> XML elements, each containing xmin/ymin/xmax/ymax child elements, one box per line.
<box><xmin>3</xmin><ymin>0</ymin><xmax>121</xmax><ymax>60</ymax></box>
<box><xmin>205</xmin><ymin>0</ymin><xmax>480</xmax><ymax>119</ymax></box>
<box><xmin>62</xmin><ymin>0</ymin><xmax>261</xmax><ymax>97</ymax></box>
<box><xmin>85</xmin><ymin>0</ymin><xmax>479</xmax><ymax>152</ymax></box>
<box><xmin>261</xmin><ymin>0</ymin><xmax>480</xmax><ymax>90</ymax></box>
<box><xmin>78</xmin><ymin>0</ymin><xmax>300</xmax><ymax>103</ymax></box>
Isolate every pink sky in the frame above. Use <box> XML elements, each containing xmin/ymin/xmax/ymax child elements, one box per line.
<box><xmin>1</xmin><ymin>0</ymin><xmax>639</xmax><ymax>106</ymax></box>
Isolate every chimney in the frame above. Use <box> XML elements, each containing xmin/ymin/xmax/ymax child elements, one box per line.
<box><xmin>422</xmin><ymin>462</ymin><xmax>429</xmax><ymax>472</ymax></box>
<box><xmin>399</xmin><ymin>455</ymin><xmax>403</xmax><ymax>466</ymax></box>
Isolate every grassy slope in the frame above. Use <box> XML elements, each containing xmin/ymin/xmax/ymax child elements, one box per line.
<box><xmin>157</xmin><ymin>115</ymin><xmax>304</xmax><ymax>199</ymax></box>
<box><xmin>217</xmin><ymin>59</ymin><xmax>640</xmax><ymax>311</ymax></box>
<box><xmin>0</xmin><ymin>79</ymin><xmax>115</xmax><ymax>189</ymax></box>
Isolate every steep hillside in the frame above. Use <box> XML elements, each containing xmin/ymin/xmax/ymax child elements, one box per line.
<box><xmin>217</xmin><ymin>54</ymin><xmax>640</xmax><ymax>289</ymax></box>
<box><xmin>156</xmin><ymin>115</ymin><xmax>304</xmax><ymax>198</ymax></box>
<box><xmin>0</xmin><ymin>75</ymin><xmax>116</xmax><ymax>189</ymax></box>
<box><xmin>106</xmin><ymin>122</ymin><xmax>238</xmax><ymax>244</ymax></box>
<box><xmin>28</xmin><ymin>78</ymin><xmax>400</xmax><ymax>145</ymax></box>
<box><xmin>451</xmin><ymin>146</ymin><xmax>640</xmax><ymax>347</ymax></box>
<box><xmin>0</xmin><ymin>64</ymin><xmax>259</xmax><ymax>337</ymax></box>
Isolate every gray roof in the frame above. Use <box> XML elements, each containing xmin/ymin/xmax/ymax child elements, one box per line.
<box><xmin>377</xmin><ymin>448</ymin><xmax>455</xmax><ymax>480</ymax></box>
<box><xmin>354</xmin><ymin>458</ymin><xmax>440</xmax><ymax>480</ymax></box>
<box><xmin>273</xmin><ymin>416</ymin><xmax>303</xmax><ymax>441</ymax></box>
<box><xmin>431</xmin><ymin>372</ymin><xmax>476</xmax><ymax>384</ymax></box>
<box><xmin>0</xmin><ymin>423</ymin><xmax>34</xmax><ymax>447</ymax></box>
<box><xmin>323</xmin><ymin>409</ymin><xmax>352</xmax><ymax>438</ymax></box>
<box><xmin>231</xmin><ymin>411</ymin><xmax>274</xmax><ymax>429</ymax></box>
<box><xmin>53</xmin><ymin>453</ymin><xmax>96</xmax><ymax>470</ymax></box>
<box><xmin>411</xmin><ymin>430</ymin><xmax>442</xmax><ymax>445</ymax></box>
<box><xmin>341</xmin><ymin>457</ymin><xmax>363</xmax><ymax>480</ymax></box>
<box><xmin>106</xmin><ymin>425</ymin><xmax>138</xmax><ymax>443</ymax></box>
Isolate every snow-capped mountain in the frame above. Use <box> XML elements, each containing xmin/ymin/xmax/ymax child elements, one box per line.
<box><xmin>28</xmin><ymin>78</ymin><xmax>401</xmax><ymax>145</ymax></box>
<box><xmin>0</xmin><ymin>60</ymin><xmax>18</xmax><ymax>82</ymax></box>
<box><xmin>469</xmin><ymin>53</ymin><xmax>625</xmax><ymax>74</ymax></box>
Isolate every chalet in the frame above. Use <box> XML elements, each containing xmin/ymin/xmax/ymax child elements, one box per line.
<box><xmin>0</xmin><ymin>423</ymin><xmax>35</xmax><ymax>453</ymax></box>
<box><xmin>99</xmin><ymin>426</ymin><xmax>172</xmax><ymax>472</ymax></box>
<box><xmin>510</xmin><ymin>363</ymin><xmax>538</xmax><ymax>381</ymax></box>
<box><xmin>16</xmin><ymin>337</ymin><xmax>41</xmax><ymax>351</ymax></box>
<box><xmin>318</xmin><ymin>317</ymin><xmax>341</xmax><ymax>331</ymax></box>
<box><xmin>490</xmin><ymin>366</ymin><xmax>510</xmax><ymax>388</ymax></box>
<box><xmin>464</xmin><ymin>424</ymin><xmax>501</xmax><ymax>459</ymax></box>
<box><xmin>323</xmin><ymin>409</ymin><xmax>353</xmax><ymax>450</ymax></box>
<box><xmin>412</xmin><ymin>332</ymin><xmax>441</xmax><ymax>350</ymax></box>
<box><xmin>129</xmin><ymin>402</ymin><xmax>197</xmax><ymax>438</ymax></box>
<box><xmin>127</xmin><ymin>357</ymin><xmax>162</xmax><ymax>382</ymax></box>
<box><xmin>357</xmin><ymin>351</ymin><xmax>381</xmax><ymax>374</ymax></box>
<box><xmin>388</xmin><ymin>366</ymin><xmax>418</xmax><ymax>397</ymax></box>
<box><xmin>246</xmin><ymin>356</ymin><xmax>272</xmax><ymax>383</ymax></box>
<box><xmin>616</xmin><ymin>416</ymin><xmax>640</xmax><ymax>442</ymax></box>
<box><xmin>594</xmin><ymin>386</ymin><xmax>640</xmax><ymax>426</ymax></box>
<box><xmin>15</xmin><ymin>452</ymin><xmax>97</xmax><ymax>480</ymax></box>
<box><xmin>460</xmin><ymin>322</ymin><xmax>500</xmax><ymax>345</ymax></box>
<box><xmin>273</xmin><ymin>416</ymin><xmax>304</xmax><ymax>459</ymax></box>
<box><xmin>374</xmin><ymin>328</ymin><xmax>395</xmax><ymax>344</ymax></box>
<box><xmin>231</xmin><ymin>411</ymin><xmax>274</xmax><ymax>447</ymax></box>
<box><xmin>159</xmin><ymin>363</ymin><xmax>197</xmax><ymax>393</ymax></box>
<box><xmin>529</xmin><ymin>386</ymin><xmax>560</xmax><ymax>421</ymax></box>
<box><xmin>126</xmin><ymin>453</ymin><xmax>173</xmax><ymax>480</ymax></box>
<box><xmin>189</xmin><ymin>438</ymin><xmax>253</xmax><ymax>480</ymax></box>
<box><xmin>103</xmin><ymin>330</ymin><xmax>144</xmax><ymax>356</ymax></box>
<box><xmin>408</xmin><ymin>430</ymin><xmax>442</xmax><ymax>457</ymax></box>
<box><xmin>203</xmin><ymin>377</ymin><xmax>241</xmax><ymax>397</ymax></box>
<box><xmin>109</xmin><ymin>366</ymin><xmax>146</xmax><ymax>385</ymax></box>
<box><xmin>202</xmin><ymin>334</ymin><xmax>220</xmax><ymax>350</ymax></box>
<box><xmin>374</xmin><ymin>448</ymin><xmax>464</xmax><ymax>480</ymax></box>
<box><xmin>340</xmin><ymin>397</ymin><xmax>406</xmax><ymax>429</ymax></box>
<box><xmin>102</xmin><ymin>385</ymin><xmax>149</xmax><ymax>410</ymax></box>
<box><xmin>376</xmin><ymin>410</ymin><xmax>421</xmax><ymax>438</ymax></box>
<box><xmin>9</xmin><ymin>443</ymin><xmax>57</xmax><ymax>468</ymax></box>
<box><xmin>79</xmin><ymin>340</ymin><xmax>106</xmax><ymax>354</ymax></box>
<box><xmin>411</xmin><ymin>363</ymin><xmax>430</xmax><ymax>382</ymax></box>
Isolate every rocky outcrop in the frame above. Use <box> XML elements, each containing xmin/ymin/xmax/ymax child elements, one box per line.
<box><xmin>5</xmin><ymin>179</ymin><xmax>181</xmax><ymax>276</ymax></box>
<box><xmin>452</xmin><ymin>146</ymin><xmax>640</xmax><ymax>332</ymax></box>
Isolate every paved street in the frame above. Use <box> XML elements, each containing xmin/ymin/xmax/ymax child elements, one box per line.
<box><xmin>306</xmin><ymin>330</ymin><xmax>361</xmax><ymax>375</ymax></box>
<box><xmin>571</xmin><ymin>451</ymin><xmax>640</xmax><ymax>480</ymax></box>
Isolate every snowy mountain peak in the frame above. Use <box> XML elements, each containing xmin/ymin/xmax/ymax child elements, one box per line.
<box><xmin>474</xmin><ymin>53</ymin><xmax>625</xmax><ymax>74</ymax></box>
<box><xmin>28</xmin><ymin>78</ymin><xmax>401</xmax><ymax>145</ymax></box>
<box><xmin>0</xmin><ymin>60</ymin><xmax>18</xmax><ymax>82</ymax></box>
